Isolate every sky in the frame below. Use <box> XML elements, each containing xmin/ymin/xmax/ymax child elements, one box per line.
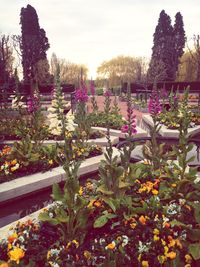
<box><xmin>1</xmin><ymin>0</ymin><xmax>200</xmax><ymax>78</ymax></box>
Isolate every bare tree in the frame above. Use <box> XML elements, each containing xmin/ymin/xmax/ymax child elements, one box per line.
<box><xmin>187</xmin><ymin>35</ymin><xmax>200</xmax><ymax>81</ymax></box>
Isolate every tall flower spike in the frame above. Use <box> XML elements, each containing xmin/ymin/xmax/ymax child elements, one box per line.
<box><xmin>148</xmin><ymin>90</ymin><xmax>162</xmax><ymax>116</ymax></box>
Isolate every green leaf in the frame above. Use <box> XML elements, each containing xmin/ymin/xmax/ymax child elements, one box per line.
<box><xmin>38</xmin><ymin>212</ymin><xmax>60</xmax><ymax>225</ymax></box>
<box><xmin>94</xmin><ymin>213</ymin><xmax>116</xmax><ymax>228</ymax></box>
<box><xmin>135</xmin><ymin>168</ymin><xmax>142</xmax><ymax>178</ymax></box>
<box><xmin>52</xmin><ymin>183</ymin><xmax>63</xmax><ymax>201</ymax></box>
<box><xmin>97</xmin><ymin>184</ymin><xmax>114</xmax><ymax>195</ymax></box>
<box><xmin>189</xmin><ymin>243</ymin><xmax>200</xmax><ymax>260</ymax></box>
<box><xmin>103</xmin><ymin>197</ymin><xmax>117</xmax><ymax>212</ymax></box>
<box><xmin>170</xmin><ymin>220</ymin><xmax>187</xmax><ymax>228</ymax></box>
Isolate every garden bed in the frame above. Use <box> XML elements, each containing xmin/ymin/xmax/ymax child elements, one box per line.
<box><xmin>0</xmin><ymin>147</ymin><xmax>120</xmax><ymax>203</ymax></box>
<box><xmin>143</xmin><ymin>114</ymin><xmax>200</xmax><ymax>138</ymax></box>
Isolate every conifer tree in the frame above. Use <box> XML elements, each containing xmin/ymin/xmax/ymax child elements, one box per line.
<box><xmin>173</xmin><ymin>12</ymin><xmax>185</xmax><ymax>75</ymax></box>
<box><xmin>20</xmin><ymin>4</ymin><xmax>50</xmax><ymax>86</ymax></box>
<box><xmin>148</xmin><ymin>10</ymin><xmax>185</xmax><ymax>82</ymax></box>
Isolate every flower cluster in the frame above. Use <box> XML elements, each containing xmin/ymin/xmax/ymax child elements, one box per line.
<box><xmin>0</xmin><ymin>159</ymin><xmax>20</xmax><ymax>175</ymax></box>
<box><xmin>27</xmin><ymin>95</ymin><xmax>39</xmax><ymax>113</ymax></box>
<box><xmin>75</xmin><ymin>87</ymin><xmax>89</xmax><ymax>103</ymax></box>
<box><xmin>121</xmin><ymin>121</ymin><xmax>137</xmax><ymax>134</ymax></box>
<box><xmin>148</xmin><ymin>90</ymin><xmax>162</xmax><ymax>116</ymax></box>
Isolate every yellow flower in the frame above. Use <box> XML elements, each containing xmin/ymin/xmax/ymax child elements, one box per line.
<box><xmin>48</xmin><ymin>160</ymin><xmax>53</xmax><ymax>165</ymax></box>
<box><xmin>47</xmin><ymin>250</ymin><xmax>51</xmax><ymax>260</ymax></box>
<box><xmin>166</xmin><ymin>251</ymin><xmax>176</xmax><ymax>260</ymax></box>
<box><xmin>157</xmin><ymin>255</ymin><xmax>166</xmax><ymax>264</ymax></box>
<box><xmin>0</xmin><ymin>263</ymin><xmax>9</xmax><ymax>267</ymax></box>
<box><xmin>105</xmin><ymin>241</ymin><xmax>116</xmax><ymax>250</ymax></box>
<box><xmin>8</xmin><ymin>247</ymin><xmax>25</xmax><ymax>264</ymax></box>
<box><xmin>152</xmin><ymin>189</ymin><xmax>159</xmax><ymax>195</ymax></box>
<box><xmin>168</xmin><ymin>239</ymin><xmax>176</xmax><ymax>248</ymax></box>
<box><xmin>130</xmin><ymin>222</ymin><xmax>137</xmax><ymax>229</ymax></box>
<box><xmin>153</xmin><ymin>228</ymin><xmax>160</xmax><ymax>235</ymax></box>
<box><xmin>184</xmin><ymin>264</ymin><xmax>191</xmax><ymax>267</ymax></box>
<box><xmin>164</xmin><ymin>246</ymin><xmax>169</xmax><ymax>255</ymax></box>
<box><xmin>137</xmin><ymin>254</ymin><xmax>142</xmax><ymax>262</ymax></box>
<box><xmin>11</xmin><ymin>159</ymin><xmax>17</xmax><ymax>165</ymax></box>
<box><xmin>10</xmin><ymin>164</ymin><xmax>19</xmax><ymax>172</ymax></box>
<box><xmin>185</xmin><ymin>254</ymin><xmax>192</xmax><ymax>263</ymax></box>
<box><xmin>141</xmin><ymin>260</ymin><xmax>149</xmax><ymax>267</ymax></box>
<box><xmin>161</xmin><ymin>239</ymin><xmax>166</xmax><ymax>246</ymax></box>
<box><xmin>79</xmin><ymin>186</ymin><xmax>83</xmax><ymax>195</ymax></box>
<box><xmin>171</xmin><ymin>183</ymin><xmax>177</xmax><ymax>188</ymax></box>
<box><xmin>153</xmin><ymin>235</ymin><xmax>160</xmax><ymax>241</ymax></box>
<box><xmin>84</xmin><ymin>250</ymin><xmax>91</xmax><ymax>260</ymax></box>
<box><xmin>72</xmin><ymin>240</ymin><xmax>79</xmax><ymax>248</ymax></box>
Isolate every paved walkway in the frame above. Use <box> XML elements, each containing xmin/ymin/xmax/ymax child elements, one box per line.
<box><xmin>87</xmin><ymin>96</ymin><xmax>148</xmax><ymax>120</ymax></box>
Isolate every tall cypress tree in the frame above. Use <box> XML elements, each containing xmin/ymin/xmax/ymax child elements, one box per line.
<box><xmin>173</xmin><ymin>12</ymin><xmax>185</xmax><ymax>75</ymax></box>
<box><xmin>20</xmin><ymin>4</ymin><xmax>50</xmax><ymax>86</ymax></box>
<box><xmin>148</xmin><ymin>10</ymin><xmax>174</xmax><ymax>82</ymax></box>
<box><xmin>148</xmin><ymin>11</ymin><xmax>186</xmax><ymax>83</ymax></box>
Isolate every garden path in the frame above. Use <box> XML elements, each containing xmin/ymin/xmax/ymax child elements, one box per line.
<box><xmin>87</xmin><ymin>96</ymin><xmax>148</xmax><ymax>120</ymax></box>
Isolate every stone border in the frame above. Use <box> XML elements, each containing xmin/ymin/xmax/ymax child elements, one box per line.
<box><xmin>0</xmin><ymin>148</ymin><xmax>120</xmax><ymax>204</ymax></box>
<box><xmin>142</xmin><ymin>114</ymin><xmax>200</xmax><ymax>138</ymax></box>
<box><xmin>90</xmin><ymin>126</ymin><xmax>148</xmax><ymax>139</ymax></box>
<box><xmin>0</xmin><ymin>136</ymin><xmax>119</xmax><ymax>147</ymax></box>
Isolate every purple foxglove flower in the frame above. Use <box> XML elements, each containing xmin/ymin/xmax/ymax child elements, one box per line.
<box><xmin>148</xmin><ymin>91</ymin><xmax>162</xmax><ymax>116</ymax></box>
<box><xmin>75</xmin><ymin>88</ymin><xmax>89</xmax><ymax>103</ymax></box>
<box><xmin>104</xmin><ymin>90</ymin><xmax>112</xmax><ymax>97</ymax></box>
<box><xmin>27</xmin><ymin>96</ymin><xmax>39</xmax><ymax>113</ymax></box>
<box><xmin>121</xmin><ymin>124</ymin><xmax>129</xmax><ymax>133</ymax></box>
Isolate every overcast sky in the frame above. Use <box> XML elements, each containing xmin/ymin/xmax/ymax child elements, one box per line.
<box><xmin>1</xmin><ymin>0</ymin><xmax>200</xmax><ymax>78</ymax></box>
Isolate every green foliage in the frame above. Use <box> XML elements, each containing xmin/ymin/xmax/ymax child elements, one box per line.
<box><xmin>87</xmin><ymin>112</ymin><xmax>125</xmax><ymax>130</ymax></box>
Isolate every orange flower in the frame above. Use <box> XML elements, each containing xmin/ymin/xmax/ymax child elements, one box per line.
<box><xmin>141</xmin><ymin>260</ymin><xmax>149</xmax><ymax>267</ymax></box>
<box><xmin>166</xmin><ymin>251</ymin><xmax>176</xmax><ymax>259</ymax></box>
<box><xmin>139</xmin><ymin>215</ymin><xmax>146</xmax><ymax>225</ymax></box>
<box><xmin>105</xmin><ymin>241</ymin><xmax>116</xmax><ymax>250</ymax></box>
<box><xmin>164</xmin><ymin>222</ymin><xmax>170</xmax><ymax>228</ymax></box>
<box><xmin>8</xmin><ymin>232</ymin><xmax>18</xmax><ymax>243</ymax></box>
<box><xmin>171</xmin><ymin>183</ymin><xmax>177</xmax><ymax>188</ymax></box>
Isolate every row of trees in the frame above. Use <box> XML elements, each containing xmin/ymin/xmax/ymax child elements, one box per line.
<box><xmin>1</xmin><ymin>5</ymin><xmax>200</xmax><ymax>92</ymax></box>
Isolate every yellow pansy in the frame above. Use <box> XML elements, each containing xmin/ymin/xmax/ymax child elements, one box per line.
<box><xmin>79</xmin><ymin>186</ymin><xmax>83</xmax><ymax>195</ymax></box>
<box><xmin>166</xmin><ymin>251</ymin><xmax>176</xmax><ymax>260</ymax></box>
<box><xmin>153</xmin><ymin>235</ymin><xmax>160</xmax><ymax>241</ymax></box>
<box><xmin>157</xmin><ymin>255</ymin><xmax>166</xmax><ymax>264</ymax></box>
<box><xmin>152</xmin><ymin>189</ymin><xmax>159</xmax><ymax>195</ymax></box>
<box><xmin>185</xmin><ymin>254</ymin><xmax>192</xmax><ymax>263</ymax></box>
<box><xmin>141</xmin><ymin>260</ymin><xmax>149</xmax><ymax>267</ymax></box>
<box><xmin>84</xmin><ymin>250</ymin><xmax>91</xmax><ymax>260</ymax></box>
<box><xmin>153</xmin><ymin>228</ymin><xmax>160</xmax><ymax>235</ymax></box>
<box><xmin>8</xmin><ymin>247</ymin><xmax>25</xmax><ymax>264</ymax></box>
